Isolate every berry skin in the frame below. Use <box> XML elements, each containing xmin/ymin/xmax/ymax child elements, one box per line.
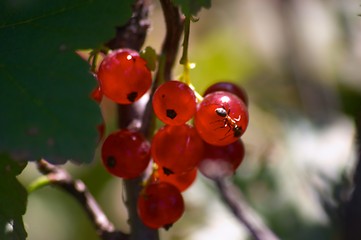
<box><xmin>198</xmin><ymin>140</ymin><xmax>245</xmax><ymax>179</ymax></box>
<box><xmin>97</xmin><ymin>49</ymin><xmax>152</xmax><ymax>104</ymax></box>
<box><xmin>194</xmin><ymin>91</ymin><xmax>249</xmax><ymax>146</ymax></box>
<box><xmin>137</xmin><ymin>182</ymin><xmax>185</xmax><ymax>229</ymax></box>
<box><xmin>151</xmin><ymin>124</ymin><xmax>204</xmax><ymax>174</ymax></box>
<box><xmin>152</xmin><ymin>80</ymin><xmax>197</xmax><ymax>125</ymax></box>
<box><xmin>152</xmin><ymin>167</ymin><xmax>197</xmax><ymax>192</ymax></box>
<box><xmin>90</xmin><ymin>86</ymin><xmax>103</xmax><ymax>103</ymax></box>
<box><xmin>203</xmin><ymin>81</ymin><xmax>248</xmax><ymax>106</ymax></box>
<box><xmin>101</xmin><ymin>129</ymin><xmax>151</xmax><ymax>179</ymax></box>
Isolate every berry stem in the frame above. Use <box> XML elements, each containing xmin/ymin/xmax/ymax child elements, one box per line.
<box><xmin>180</xmin><ymin>16</ymin><xmax>191</xmax><ymax>85</ymax></box>
<box><xmin>189</xmin><ymin>83</ymin><xmax>204</xmax><ymax>102</ymax></box>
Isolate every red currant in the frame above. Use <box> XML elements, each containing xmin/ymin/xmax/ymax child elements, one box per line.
<box><xmin>152</xmin><ymin>80</ymin><xmax>197</xmax><ymax>125</ymax></box>
<box><xmin>101</xmin><ymin>129</ymin><xmax>151</xmax><ymax>179</ymax></box>
<box><xmin>198</xmin><ymin>140</ymin><xmax>245</xmax><ymax>179</ymax></box>
<box><xmin>97</xmin><ymin>49</ymin><xmax>152</xmax><ymax>104</ymax></box>
<box><xmin>203</xmin><ymin>81</ymin><xmax>248</xmax><ymax>106</ymax></box>
<box><xmin>151</xmin><ymin>124</ymin><xmax>204</xmax><ymax>174</ymax></box>
<box><xmin>194</xmin><ymin>91</ymin><xmax>249</xmax><ymax>146</ymax></box>
<box><xmin>151</xmin><ymin>167</ymin><xmax>197</xmax><ymax>192</ymax></box>
<box><xmin>90</xmin><ymin>85</ymin><xmax>103</xmax><ymax>103</ymax></box>
<box><xmin>137</xmin><ymin>182</ymin><xmax>184</xmax><ymax>229</ymax></box>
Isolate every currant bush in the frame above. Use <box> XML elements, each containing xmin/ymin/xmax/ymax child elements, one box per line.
<box><xmin>137</xmin><ymin>182</ymin><xmax>185</xmax><ymax>229</ymax></box>
<box><xmin>101</xmin><ymin>129</ymin><xmax>151</xmax><ymax>179</ymax></box>
<box><xmin>151</xmin><ymin>124</ymin><xmax>204</xmax><ymax>174</ymax></box>
<box><xmin>198</xmin><ymin>140</ymin><xmax>245</xmax><ymax>179</ymax></box>
<box><xmin>194</xmin><ymin>91</ymin><xmax>249</xmax><ymax>146</ymax></box>
<box><xmin>97</xmin><ymin>49</ymin><xmax>152</xmax><ymax>104</ymax></box>
<box><xmin>204</xmin><ymin>81</ymin><xmax>248</xmax><ymax>106</ymax></box>
<box><xmin>151</xmin><ymin>167</ymin><xmax>197</xmax><ymax>192</ymax></box>
<box><xmin>152</xmin><ymin>80</ymin><xmax>197</xmax><ymax>125</ymax></box>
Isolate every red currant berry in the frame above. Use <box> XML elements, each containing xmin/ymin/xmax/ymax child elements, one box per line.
<box><xmin>90</xmin><ymin>85</ymin><xmax>103</xmax><ymax>103</ymax></box>
<box><xmin>101</xmin><ymin>129</ymin><xmax>151</xmax><ymax>179</ymax></box>
<box><xmin>203</xmin><ymin>81</ymin><xmax>248</xmax><ymax>106</ymax></box>
<box><xmin>151</xmin><ymin>124</ymin><xmax>204</xmax><ymax>174</ymax></box>
<box><xmin>198</xmin><ymin>140</ymin><xmax>245</xmax><ymax>179</ymax></box>
<box><xmin>97</xmin><ymin>49</ymin><xmax>152</xmax><ymax>104</ymax></box>
<box><xmin>152</xmin><ymin>80</ymin><xmax>196</xmax><ymax>125</ymax></box>
<box><xmin>137</xmin><ymin>182</ymin><xmax>185</xmax><ymax>229</ymax></box>
<box><xmin>194</xmin><ymin>91</ymin><xmax>249</xmax><ymax>146</ymax></box>
<box><xmin>152</xmin><ymin>167</ymin><xmax>197</xmax><ymax>192</ymax></box>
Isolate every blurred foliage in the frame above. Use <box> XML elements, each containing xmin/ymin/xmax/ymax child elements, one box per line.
<box><xmin>0</xmin><ymin>0</ymin><xmax>134</xmax><ymax>164</ymax></box>
<box><xmin>0</xmin><ymin>154</ymin><xmax>27</xmax><ymax>240</ymax></box>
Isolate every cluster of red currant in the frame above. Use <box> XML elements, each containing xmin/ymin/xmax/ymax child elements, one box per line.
<box><xmin>95</xmin><ymin>48</ymin><xmax>249</xmax><ymax>229</ymax></box>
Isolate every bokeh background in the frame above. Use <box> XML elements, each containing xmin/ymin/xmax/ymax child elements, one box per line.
<box><xmin>19</xmin><ymin>0</ymin><xmax>361</xmax><ymax>239</ymax></box>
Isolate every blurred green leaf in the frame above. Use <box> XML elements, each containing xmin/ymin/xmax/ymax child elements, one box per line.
<box><xmin>140</xmin><ymin>46</ymin><xmax>158</xmax><ymax>71</ymax></box>
<box><xmin>0</xmin><ymin>0</ymin><xmax>134</xmax><ymax>164</ymax></box>
<box><xmin>338</xmin><ymin>83</ymin><xmax>361</xmax><ymax>119</ymax></box>
<box><xmin>0</xmin><ymin>154</ymin><xmax>27</xmax><ymax>240</ymax></box>
<box><xmin>171</xmin><ymin>0</ymin><xmax>211</xmax><ymax>17</ymax></box>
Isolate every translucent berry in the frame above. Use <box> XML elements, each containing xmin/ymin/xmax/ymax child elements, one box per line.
<box><xmin>137</xmin><ymin>182</ymin><xmax>185</xmax><ymax>229</ymax></box>
<box><xmin>151</xmin><ymin>124</ymin><xmax>204</xmax><ymax>174</ymax></box>
<box><xmin>152</xmin><ymin>167</ymin><xmax>197</xmax><ymax>192</ymax></box>
<box><xmin>203</xmin><ymin>81</ymin><xmax>248</xmax><ymax>106</ymax></box>
<box><xmin>152</xmin><ymin>80</ymin><xmax>196</xmax><ymax>125</ymax></box>
<box><xmin>198</xmin><ymin>140</ymin><xmax>245</xmax><ymax>179</ymax></box>
<box><xmin>194</xmin><ymin>91</ymin><xmax>249</xmax><ymax>146</ymax></box>
<box><xmin>101</xmin><ymin>129</ymin><xmax>151</xmax><ymax>179</ymax></box>
<box><xmin>91</xmin><ymin>86</ymin><xmax>103</xmax><ymax>103</ymax></box>
<box><xmin>97</xmin><ymin>49</ymin><xmax>152</xmax><ymax>104</ymax></box>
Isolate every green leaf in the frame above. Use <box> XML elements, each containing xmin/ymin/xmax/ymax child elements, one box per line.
<box><xmin>0</xmin><ymin>154</ymin><xmax>27</xmax><ymax>240</ymax></box>
<box><xmin>140</xmin><ymin>46</ymin><xmax>158</xmax><ymax>71</ymax></box>
<box><xmin>0</xmin><ymin>0</ymin><xmax>134</xmax><ymax>164</ymax></box>
<box><xmin>171</xmin><ymin>0</ymin><xmax>211</xmax><ymax>17</ymax></box>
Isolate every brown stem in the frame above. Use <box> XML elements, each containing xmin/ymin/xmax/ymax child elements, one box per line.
<box><xmin>36</xmin><ymin>160</ymin><xmax>129</xmax><ymax>240</ymax></box>
<box><xmin>214</xmin><ymin>178</ymin><xmax>280</xmax><ymax>240</ymax></box>
<box><xmin>140</xmin><ymin>0</ymin><xmax>184</xmax><ymax>138</ymax></box>
<box><xmin>105</xmin><ymin>0</ymin><xmax>183</xmax><ymax>239</ymax></box>
<box><xmin>158</xmin><ymin>0</ymin><xmax>184</xmax><ymax>81</ymax></box>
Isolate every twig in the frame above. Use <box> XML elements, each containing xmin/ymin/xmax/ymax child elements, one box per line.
<box><xmin>214</xmin><ymin>178</ymin><xmax>280</xmax><ymax>240</ymax></box>
<box><xmin>36</xmin><ymin>160</ymin><xmax>129</xmax><ymax>240</ymax></box>
<box><xmin>158</xmin><ymin>0</ymin><xmax>184</xmax><ymax>82</ymax></box>
<box><xmin>140</xmin><ymin>0</ymin><xmax>184</xmax><ymax>138</ymax></box>
<box><xmin>105</xmin><ymin>1</ymin><xmax>183</xmax><ymax>239</ymax></box>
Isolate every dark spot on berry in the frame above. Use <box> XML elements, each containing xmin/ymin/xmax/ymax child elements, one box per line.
<box><xmin>163</xmin><ymin>167</ymin><xmax>174</xmax><ymax>175</ymax></box>
<box><xmin>166</xmin><ymin>109</ymin><xmax>177</xmax><ymax>119</ymax></box>
<box><xmin>106</xmin><ymin>156</ymin><xmax>116</xmax><ymax>168</ymax></box>
<box><xmin>163</xmin><ymin>223</ymin><xmax>173</xmax><ymax>230</ymax></box>
<box><xmin>161</xmin><ymin>94</ymin><xmax>166</xmax><ymax>98</ymax></box>
<box><xmin>127</xmin><ymin>92</ymin><xmax>138</xmax><ymax>102</ymax></box>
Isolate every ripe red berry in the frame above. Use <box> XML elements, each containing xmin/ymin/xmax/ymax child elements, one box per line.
<box><xmin>194</xmin><ymin>91</ymin><xmax>249</xmax><ymax>146</ymax></box>
<box><xmin>151</xmin><ymin>124</ymin><xmax>204</xmax><ymax>174</ymax></box>
<box><xmin>152</xmin><ymin>80</ymin><xmax>197</xmax><ymax>125</ymax></box>
<box><xmin>97</xmin><ymin>49</ymin><xmax>152</xmax><ymax>104</ymax></box>
<box><xmin>198</xmin><ymin>140</ymin><xmax>245</xmax><ymax>179</ymax></box>
<box><xmin>90</xmin><ymin>85</ymin><xmax>103</xmax><ymax>103</ymax></box>
<box><xmin>203</xmin><ymin>81</ymin><xmax>248</xmax><ymax>106</ymax></box>
<box><xmin>101</xmin><ymin>129</ymin><xmax>151</xmax><ymax>179</ymax></box>
<box><xmin>137</xmin><ymin>182</ymin><xmax>185</xmax><ymax>229</ymax></box>
<box><xmin>151</xmin><ymin>167</ymin><xmax>197</xmax><ymax>192</ymax></box>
